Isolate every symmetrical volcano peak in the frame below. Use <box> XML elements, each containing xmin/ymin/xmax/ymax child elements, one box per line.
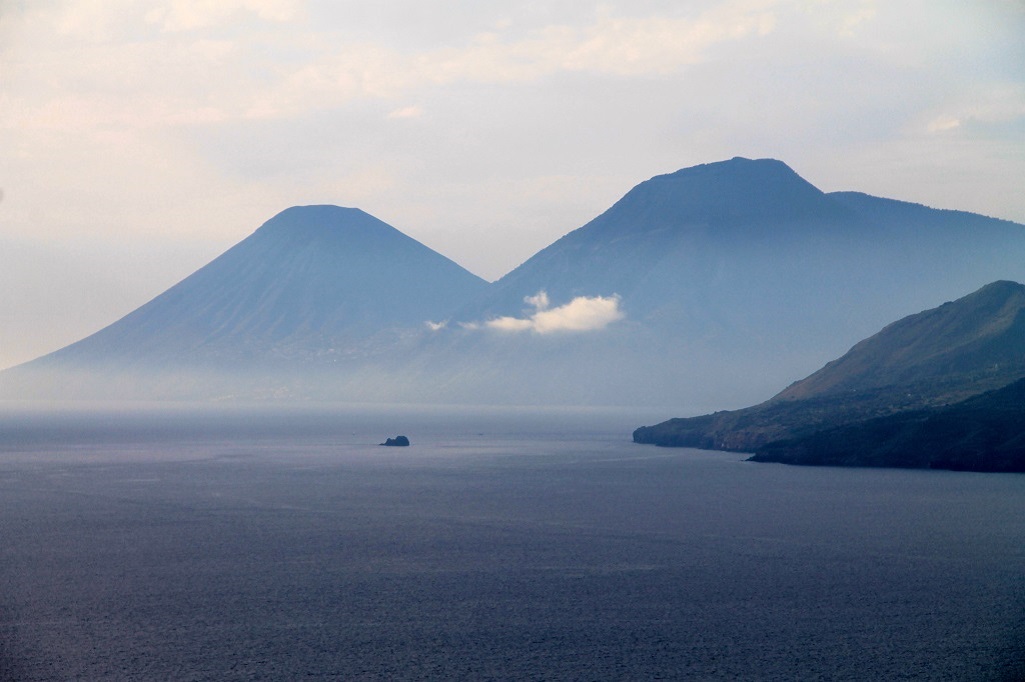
<box><xmin>28</xmin><ymin>205</ymin><xmax>488</xmax><ymax>368</ymax></box>
<box><xmin>254</xmin><ymin>205</ymin><xmax>409</xmax><ymax>249</ymax></box>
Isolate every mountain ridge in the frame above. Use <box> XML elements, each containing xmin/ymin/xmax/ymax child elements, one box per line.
<box><xmin>776</xmin><ymin>280</ymin><xmax>1025</xmax><ymax>401</ymax></box>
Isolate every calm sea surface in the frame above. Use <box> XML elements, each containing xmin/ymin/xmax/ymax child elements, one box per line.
<box><xmin>0</xmin><ymin>404</ymin><xmax>1022</xmax><ymax>680</ymax></box>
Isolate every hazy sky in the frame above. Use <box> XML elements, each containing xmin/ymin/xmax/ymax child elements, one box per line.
<box><xmin>2</xmin><ymin>0</ymin><xmax>1024</xmax><ymax>369</ymax></box>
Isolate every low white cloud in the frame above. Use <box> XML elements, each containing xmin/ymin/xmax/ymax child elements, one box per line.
<box><xmin>425</xmin><ymin>320</ymin><xmax>447</xmax><ymax>331</ymax></box>
<box><xmin>475</xmin><ymin>291</ymin><xmax>624</xmax><ymax>335</ymax></box>
<box><xmin>523</xmin><ymin>290</ymin><xmax>549</xmax><ymax>311</ymax></box>
<box><xmin>487</xmin><ymin>315</ymin><xmax>536</xmax><ymax>332</ymax></box>
<box><xmin>529</xmin><ymin>295</ymin><xmax>625</xmax><ymax>333</ymax></box>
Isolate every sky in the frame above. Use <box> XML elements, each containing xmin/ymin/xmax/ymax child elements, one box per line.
<box><xmin>1</xmin><ymin>0</ymin><xmax>1024</xmax><ymax>369</ymax></box>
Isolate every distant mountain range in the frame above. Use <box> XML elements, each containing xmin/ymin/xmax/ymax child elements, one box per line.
<box><xmin>4</xmin><ymin>158</ymin><xmax>1025</xmax><ymax>406</ymax></box>
<box><xmin>634</xmin><ymin>280</ymin><xmax>1025</xmax><ymax>471</ymax></box>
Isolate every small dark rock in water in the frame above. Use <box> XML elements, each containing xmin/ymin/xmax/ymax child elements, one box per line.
<box><xmin>380</xmin><ymin>436</ymin><xmax>410</xmax><ymax>447</ymax></box>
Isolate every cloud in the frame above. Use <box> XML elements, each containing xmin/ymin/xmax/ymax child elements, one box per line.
<box><xmin>145</xmin><ymin>0</ymin><xmax>303</xmax><ymax>32</ymax></box>
<box><xmin>523</xmin><ymin>290</ymin><xmax>549</xmax><ymax>310</ymax></box>
<box><xmin>380</xmin><ymin>3</ymin><xmax>779</xmax><ymax>86</ymax></box>
<box><xmin>529</xmin><ymin>295</ymin><xmax>625</xmax><ymax>333</ymax></box>
<box><xmin>478</xmin><ymin>291</ymin><xmax>624</xmax><ymax>335</ymax></box>
<box><xmin>922</xmin><ymin>84</ymin><xmax>1025</xmax><ymax>134</ymax></box>
<box><xmin>837</xmin><ymin>3</ymin><xmax>877</xmax><ymax>37</ymax></box>
<box><xmin>1</xmin><ymin>1</ymin><xmax>782</xmax><ymax>136</ymax></box>
<box><xmin>487</xmin><ymin>315</ymin><xmax>536</xmax><ymax>332</ymax></box>
<box><xmin>387</xmin><ymin>105</ymin><xmax>423</xmax><ymax>120</ymax></box>
<box><xmin>926</xmin><ymin>115</ymin><xmax>961</xmax><ymax>133</ymax></box>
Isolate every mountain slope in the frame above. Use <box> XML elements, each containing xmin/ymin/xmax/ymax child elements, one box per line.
<box><xmin>433</xmin><ymin>157</ymin><xmax>1025</xmax><ymax>406</ymax></box>
<box><xmin>456</xmin><ymin>157</ymin><xmax>855</xmax><ymax>322</ymax></box>
<box><xmin>777</xmin><ymin>280</ymin><xmax>1025</xmax><ymax>400</ymax></box>
<box><xmin>752</xmin><ymin>378</ymin><xmax>1025</xmax><ymax>472</ymax></box>
<box><xmin>38</xmin><ymin>206</ymin><xmax>487</xmax><ymax>366</ymax></box>
<box><xmin>633</xmin><ymin>281</ymin><xmax>1025</xmax><ymax>450</ymax></box>
<box><xmin>1</xmin><ymin>206</ymin><xmax>488</xmax><ymax>399</ymax></box>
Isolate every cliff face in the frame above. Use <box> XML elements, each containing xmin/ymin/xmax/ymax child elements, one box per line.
<box><xmin>634</xmin><ymin>281</ymin><xmax>1025</xmax><ymax>454</ymax></box>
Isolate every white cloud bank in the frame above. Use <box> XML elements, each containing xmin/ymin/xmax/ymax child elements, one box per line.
<box><xmin>472</xmin><ymin>291</ymin><xmax>624</xmax><ymax>335</ymax></box>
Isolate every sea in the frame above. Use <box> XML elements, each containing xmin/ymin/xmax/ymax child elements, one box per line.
<box><xmin>0</xmin><ymin>402</ymin><xmax>1022</xmax><ymax>681</ymax></box>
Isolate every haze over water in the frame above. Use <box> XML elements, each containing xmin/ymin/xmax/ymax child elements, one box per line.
<box><xmin>0</xmin><ymin>405</ymin><xmax>1022</xmax><ymax>680</ymax></box>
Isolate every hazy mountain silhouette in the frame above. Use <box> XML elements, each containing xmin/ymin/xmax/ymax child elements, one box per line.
<box><xmin>457</xmin><ymin>157</ymin><xmax>853</xmax><ymax>322</ymax></box>
<box><xmin>5</xmin><ymin>159</ymin><xmax>1025</xmax><ymax>406</ymax></box>
<box><xmin>3</xmin><ymin>206</ymin><xmax>487</xmax><ymax>399</ymax></box>
<box><xmin>427</xmin><ymin>158</ymin><xmax>1025</xmax><ymax>406</ymax></box>
<box><xmin>634</xmin><ymin>281</ymin><xmax>1025</xmax><ymax>451</ymax></box>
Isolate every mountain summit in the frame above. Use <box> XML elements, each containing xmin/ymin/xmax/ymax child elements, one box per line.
<box><xmin>458</xmin><ymin>157</ymin><xmax>855</xmax><ymax>323</ymax></box>
<box><xmin>585</xmin><ymin>157</ymin><xmax>850</xmax><ymax>237</ymax></box>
